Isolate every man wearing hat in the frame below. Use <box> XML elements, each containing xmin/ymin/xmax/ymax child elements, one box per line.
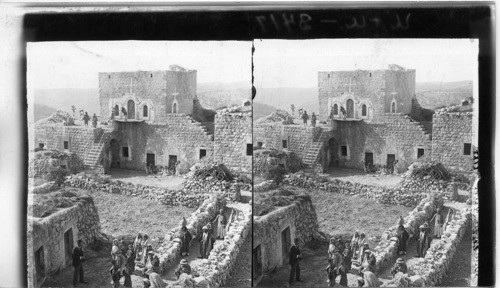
<box><xmin>289</xmin><ymin>238</ymin><xmax>304</xmax><ymax>285</ymax></box>
<box><xmin>360</xmin><ymin>248</ymin><xmax>376</xmax><ymax>274</ymax></box>
<box><xmin>174</xmin><ymin>259</ymin><xmax>192</xmax><ymax>280</ymax></box>
<box><xmin>198</xmin><ymin>224</ymin><xmax>215</xmax><ymax>259</ymax></box>
<box><xmin>390</xmin><ymin>258</ymin><xmax>408</xmax><ymax>276</ymax></box>
<box><xmin>416</xmin><ymin>223</ymin><xmax>430</xmax><ymax>257</ymax></box>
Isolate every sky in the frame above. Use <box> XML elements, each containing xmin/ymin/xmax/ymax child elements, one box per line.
<box><xmin>254</xmin><ymin>39</ymin><xmax>478</xmax><ymax>88</ymax></box>
<box><xmin>27</xmin><ymin>41</ymin><xmax>252</xmax><ymax>90</ymax></box>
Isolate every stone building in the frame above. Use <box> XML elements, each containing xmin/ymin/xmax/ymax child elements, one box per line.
<box><xmin>27</xmin><ymin>194</ymin><xmax>100</xmax><ymax>288</ymax></box>
<box><xmin>254</xmin><ymin>64</ymin><xmax>473</xmax><ymax>175</ymax></box>
<box><xmin>34</xmin><ymin>65</ymin><xmax>252</xmax><ymax>176</ymax></box>
<box><xmin>253</xmin><ymin>196</ymin><xmax>318</xmax><ymax>285</ymax></box>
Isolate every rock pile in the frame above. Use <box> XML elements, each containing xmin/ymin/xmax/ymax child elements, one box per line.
<box><xmin>64</xmin><ymin>174</ymin><xmax>209</xmax><ymax>208</ymax></box>
<box><xmin>216</xmin><ymin>105</ymin><xmax>252</xmax><ymax>117</ymax></box>
<box><xmin>36</xmin><ymin>110</ymin><xmax>75</xmax><ymax>125</ymax></box>
<box><xmin>282</xmin><ymin>173</ymin><xmax>427</xmax><ymax>207</ymax></box>
<box><xmin>400</xmin><ymin>162</ymin><xmax>450</xmax><ymax>191</ymax></box>
<box><xmin>255</xmin><ymin>109</ymin><xmax>294</xmax><ymax>124</ymax></box>
<box><xmin>253</xmin><ymin>149</ymin><xmax>304</xmax><ymax>176</ymax></box>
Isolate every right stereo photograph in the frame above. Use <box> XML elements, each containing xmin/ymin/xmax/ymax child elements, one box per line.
<box><xmin>252</xmin><ymin>39</ymin><xmax>479</xmax><ymax>287</ymax></box>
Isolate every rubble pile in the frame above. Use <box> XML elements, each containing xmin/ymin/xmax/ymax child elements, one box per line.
<box><xmin>408</xmin><ymin>208</ymin><xmax>472</xmax><ymax>286</ymax></box>
<box><xmin>255</xmin><ymin>109</ymin><xmax>294</xmax><ymax>124</ymax></box>
<box><xmin>400</xmin><ymin>162</ymin><xmax>451</xmax><ymax>191</ymax></box>
<box><xmin>36</xmin><ymin>110</ymin><xmax>75</xmax><ymax>126</ymax></box>
<box><xmin>253</xmin><ymin>149</ymin><xmax>304</xmax><ymax>176</ymax></box>
<box><xmin>29</xmin><ymin>150</ymin><xmax>85</xmax><ymax>178</ymax></box>
<box><xmin>190</xmin><ymin>204</ymin><xmax>252</xmax><ymax>287</ymax></box>
<box><xmin>216</xmin><ymin>105</ymin><xmax>252</xmax><ymax>117</ymax></box>
<box><xmin>64</xmin><ymin>174</ymin><xmax>209</xmax><ymax>208</ymax></box>
<box><xmin>282</xmin><ymin>173</ymin><xmax>427</xmax><ymax>207</ymax></box>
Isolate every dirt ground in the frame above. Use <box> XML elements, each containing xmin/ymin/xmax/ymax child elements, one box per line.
<box><xmin>321</xmin><ymin>168</ymin><xmax>402</xmax><ymax>189</ymax></box>
<box><xmin>108</xmin><ymin>169</ymin><xmax>185</xmax><ymax>190</ymax></box>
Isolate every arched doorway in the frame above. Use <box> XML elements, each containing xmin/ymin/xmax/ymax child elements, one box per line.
<box><xmin>109</xmin><ymin>139</ymin><xmax>120</xmax><ymax>168</ymax></box>
<box><xmin>127</xmin><ymin>100</ymin><xmax>135</xmax><ymax>119</ymax></box>
<box><xmin>346</xmin><ymin>99</ymin><xmax>354</xmax><ymax>118</ymax></box>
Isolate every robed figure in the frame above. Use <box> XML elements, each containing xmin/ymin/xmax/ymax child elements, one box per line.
<box><xmin>198</xmin><ymin>224</ymin><xmax>215</xmax><ymax>259</ymax></box>
<box><xmin>416</xmin><ymin>224</ymin><xmax>431</xmax><ymax>257</ymax></box>
<box><xmin>180</xmin><ymin>226</ymin><xmax>192</xmax><ymax>256</ymax></box>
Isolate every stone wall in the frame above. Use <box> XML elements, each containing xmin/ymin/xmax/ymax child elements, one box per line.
<box><xmin>155</xmin><ymin>193</ymin><xmax>226</xmax><ymax>272</ymax></box>
<box><xmin>282</xmin><ymin>173</ymin><xmax>429</xmax><ymax>207</ymax></box>
<box><xmin>253</xmin><ymin>123</ymin><xmax>321</xmax><ymax>159</ymax></box>
<box><xmin>27</xmin><ymin>195</ymin><xmax>100</xmax><ymax>288</ymax></box>
<box><xmin>329</xmin><ymin>114</ymin><xmax>432</xmax><ymax>171</ymax></box>
<box><xmin>29</xmin><ymin>150</ymin><xmax>86</xmax><ymax>178</ymax></box>
<box><xmin>431</xmin><ymin>112</ymin><xmax>474</xmax><ymax>174</ymax></box>
<box><xmin>191</xmin><ymin>204</ymin><xmax>252</xmax><ymax>287</ymax></box>
<box><xmin>113</xmin><ymin>115</ymin><xmax>213</xmax><ymax>172</ymax></box>
<box><xmin>214</xmin><ymin>109</ymin><xmax>252</xmax><ymax>175</ymax></box>
<box><xmin>98</xmin><ymin>69</ymin><xmax>196</xmax><ymax>121</ymax></box>
<box><xmin>64</xmin><ymin>174</ymin><xmax>210</xmax><ymax>208</ymax></box>
<box><xmin>253</xmin><ymin>197</ymin><xmax>318</xmax><ymax>277</ymax></box>
<box><xmin>372</xmin><ymin>193</ymin><xmax>442</xmax><ymax>273</ymax></box>
<box><xmin>408</xmin><ymin>208</ymin><xmax>472</xmax><ymax>286</ymax></box>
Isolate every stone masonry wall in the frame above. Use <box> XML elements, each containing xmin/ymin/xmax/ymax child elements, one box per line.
<box><xmin>214</xmin><ymin>110</ymin><xmax>252</xmax><ymax>175</ymax></box>
<box><xmin>253</xmin><ymin>123</ymin><xmax>320</xmax><ymax>159</ymax></box>
<box><xmin>27</xmin><ymin>195</ymin><xmax>100</xmax><ymax>287</ymax></box>
<box><xmin>253</xmin><ymin>197</ymin><xmax>318</xmax><ymax>274</ymax></box>
<box><xmin>114</xmin><ymin>115</ymin><xmax>213</xmax><ymax>172</ymax></box>
<box><xmin>431</xmin><ymin>112</ymin><xmax>474</xmax><ymax>174</ymax></box>
<box><xmin>332</xmin><ymin>114</ymin><xmax>432</xmax><ymax>171</ymax></box>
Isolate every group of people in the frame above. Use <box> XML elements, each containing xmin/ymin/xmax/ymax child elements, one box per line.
<box><xmin>298</xmin><ymin>109</ymin><xmax>318</xmax><ymax>127</ymax></box>
<box><xmin>79</xmin><ymin>110</ymin><xmax>98</xmax><ymax>128</ymax></box>
<box><xmin>362</xmin><ymin>160</ymin><xmax>400</xmax><ymax>175</ymax></box>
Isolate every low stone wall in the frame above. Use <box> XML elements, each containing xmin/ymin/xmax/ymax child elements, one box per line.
<box><xmin>408</xmin><ymin>207</ymin><xmax>472</xmax><ymax>286</ymax></box>
<box><xmin>372</xmin><ymin>193</ymin><xmax>443</xmax><ymax>273</ymax></box>
<box><xmin>253</xmin><ymin>196</ymin><xmax>318</xmax><ymax>274</ymax></box>
<box><xmin>29</xmin><ymin>182</ymin><xmax>59</xmax><ymax>194</ymax></box>
<box><xmin>282</xmin><ymin>173</ymin><xmax>428</xmax><ymax>207</ymax></box>
<box><xmin>156</xmin><ymin>193</ymin><xmax>227</xmax><ymax>272</ymax></box>
<box><xmin>64</xmin><ymin>174</ymin><xmax>210</xmax><ymax>208</ymax></box>
<box><xmin>27</xmin><ymin>194</ymin><xmax>101</xmax><ymax>287</ymax></box>
<box><xmin>191</xmin><ymin>204</ymin><xmax>252</xmax><ymax>287</ymax></box>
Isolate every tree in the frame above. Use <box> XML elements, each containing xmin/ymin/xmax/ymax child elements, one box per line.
<box><xmin>71</xmin><ymin>105</ymin><xmax>76</xmax><ymax>118</ymax></box>
<box><xmin>290</xmin><ymin>104</ymin><xmax>295</xmax><ymax>116</ymax></box>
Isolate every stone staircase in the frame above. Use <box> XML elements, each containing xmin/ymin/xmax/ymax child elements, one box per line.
<box><xmin>184</xmin><ymin>115</ymin><xmax>214</xmax><ymax>140</ymax></box>
<box><xmin>83</xmin><ymin>132</ymin><xmax>110</xmax><ymax>168</ymax></box>
<box><xmin>302</xmin><ymin>130</ymin><xmax>329</xmax><ymax>166</ymax></box>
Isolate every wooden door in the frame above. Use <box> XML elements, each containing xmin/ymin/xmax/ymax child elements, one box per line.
<box><xmin>147</xmin><ymin>153</ymin><xmax>155</xmax><ymax>167</ymax></box>
<box><xmin>127</xmin><ymin>100</ymin><xmax>135</xmax><ymax>119</ymax></box>
<box><xmin>346</xmin><ymin>99</ymin><xmax>354</xmax><ymax>118</ymax></box>
<box><xmin>281</xmin><ymin>227</ymin><xmax>291</xmax><ymax>264</ymax></box>
<box><xmin>168</xmin><ymin>155</ymin><xmax>178</xmax><ymax>172</ymax></box>
<box><xmin>386</xmin><ymin>154</ymin><xmax>396</xmax><ymax>168</ymax></box>
<box><xmin>365</xmin><ymin>152</ymin><xmax>374</xmax><ymax>166</ymax></box>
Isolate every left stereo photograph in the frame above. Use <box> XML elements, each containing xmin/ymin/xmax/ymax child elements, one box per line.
<box><xmin>26</xmin><ymin>41</ymin><xmax>253</xmax><ymax>288</ymax></box>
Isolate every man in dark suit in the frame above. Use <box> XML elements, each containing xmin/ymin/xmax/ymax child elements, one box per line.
<box><xmin>289</xmin><ymin>238</ymin><xmax>304</xmax><ymax>285</ymax></box>
<box><xmin>72</xmin><ymin>239</ymin><xmax>88</xmax><ymax>286</ymax></box>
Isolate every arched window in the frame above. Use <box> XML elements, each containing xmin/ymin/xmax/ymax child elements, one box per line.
<box><xmin>172</xmin><ymin>102</ymin><xmax>178</xmax><ymax>114</ymax></box>
<box><xmin>114</xmin><ymin>105</ymin><xmax>119</xmax><ymax>116</ymax></box>
<box><xmin>362</xmin><ymin>104</ymin><xmax>367</xmax><ymax>116</ymax></box>
<box><xmin>391</xmin><ymin>101</ymin><xmax>396</xmax><ymax>113</ymax></box>
<box><xmin>127</xmin><ymin>100</ymin><xmax>135</xmax><ymax>119</ymax></box>
<box><xmin>333</xmin><ymin>104</ymin><xmax>338</xmax><ymax>115</ymax></box>
<box><xmin>143</xmin><ymin>105</ymin><xmax>148</xmax><ymax>117</ymax></box>
<box><xmin>346</xmin><ymin>99</ymin><xmax>354</xmax><ymax>118</ymax></box>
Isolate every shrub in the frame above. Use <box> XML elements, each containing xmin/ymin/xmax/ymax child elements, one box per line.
<box><xmin>45</xmin><ymin>167</ymin><xmax>67</xmax><ymax>186</ymax></box>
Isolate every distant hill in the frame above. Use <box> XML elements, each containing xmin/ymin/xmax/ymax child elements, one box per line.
<box><xmin>415</xmin><ymin>81</ymin><xmax>473</xmax><ymax>110</ymax></box>
<box><xmin>255</xmin><ymin>87</ymin><xmax>319</xmax><ymax>115</ymax></box>
<box><xmin>33</xmin><ymin>103</ymin><xmax>58</xmax><ymax>122</ymax></box>
<box><xmin>253</xmin><ymin>102</ymin><xmax>278</xmax><ymax>120</ymax></box>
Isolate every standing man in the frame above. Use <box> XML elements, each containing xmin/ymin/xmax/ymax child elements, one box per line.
<box><xmin>311</xmin><ymin>112</ymin><xmax>317</xmax><ymax>127</ymax></box>
<box><xmin>289</xmin><ymin>238</ymin><xmax>304</xmax><ymax>285</ymax></box>
<box><xmin>301</xmin><ymin>111</ymin><xmax>309</xmax><ymax>126</ymax></box>
<box><xmin>72</xmin><ymin>239</ymin><xmax>88</xmax><ymax>286</ymax></box>
<box><xmin>83</xmin><ymin>112</ymin><xmax>90</xmax><ymax>128</ymax></box>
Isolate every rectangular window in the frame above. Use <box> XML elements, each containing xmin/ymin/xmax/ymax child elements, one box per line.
<box><xmin>63</xmin><ymin>141</ymin><xmax>69</xmax><ymax>150</ymax></box>
<box><xmin>417</xmin><ymin>148</ymin><xmax>425</xmax><ymax>158</ymax></box>
<box><xmin>341</xmin><ymin>145</ymin><xmax>348</xmax><ymax>156</ymax></box>
<box><xmin>38</xmin><ymin>143</ymin><xmax>44</xmax><ymax>149</ymax></box>
<box><xmin>246</xmin><ymin>144</ymin><xmax>253</xmax><ymax>156</ymax></box>
<box><xmin>122</xmin><ymin>147</ymin><xmax>129</xmax><ymax>158</ymax></box>
<box><xmin>282</xmin><ymin>140</ymin><xmax>288</xmax><ymax>149</ymax></box>
<box><xmin>464</xmin><ymin>143</ymin><xmax>472</xmax><ymax>155</ymax></box>
<box><xmin>199</xmin><ymin>149</ymin><xmax>207</xmax><ymax>159</ymax></box>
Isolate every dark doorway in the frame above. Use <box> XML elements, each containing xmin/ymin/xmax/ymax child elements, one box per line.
<box><xmin>109</xmin><ymin>139</ymin><xmax>120</xmax><ymax>168</ymax></box>
<box><xmin>35</xmin><ymin>246</ymin><xmax>45</xmax><ymax>283</ymax></box>
<box><xmin>169</xmin><ymin>155</ymin><xmax>178</xmax><ymax>172</ymax></box>
<box><xmin>346</xmin><ymin>99</ymin><xmax>354</xmax><ymax>118</ymax></box>
<box><xmin>146</xmin><ymin>153</ymin><xmax>155</xmax><ymax>167</ymax></box>
<box><xmin>365</xmin><ymin>152</ymin><xmax>374</xmax><ymax>166</ymax></box>
<box><xmin>327</xmin><ymin>138</ymin><xmax>339</xmax><ymax>168</ymax></box>
<box><xmin>127</xmin><ymin>100</ymin><xmax>135</xmax><ymax>119</ymax></box>
<box><xmin>281</xmin><ymin>226</ymin><xmax>291</xmax><ymax>264</ymax></box>
<box><xmin>64</xmin><ymin>228</ymin><xmax>74</xmax><ymax>266</ymax></box>
<box><xmin>387</xmin><ymin>154</ymin><xmax>396</xmax><ymax>167</ymax></box>
<box><xmin>253</xmin><ymin>245</ymin><xmax>263</xmax><ymax>281</ymax></box>
<box><xmin>38</xmin><ymin>143</ymin><xmax>44</xmax><ymax>149</ymax></box>
<box><xmin>199</xmin><ymin>149</ymin><xmax>207</xmax><ymax>159</ymax></box>
<box><xmin>417</xmin><ymin>148</ymin><xmax>425</xmax><ymax>158</ymax></box>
